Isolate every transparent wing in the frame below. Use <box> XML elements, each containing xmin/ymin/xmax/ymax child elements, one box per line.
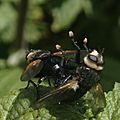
<box><xmin>38</xmin><ymin>78</ymin><xmax>79</xmax><ymax>102</ymax></box>
<box><xmin>20</xmin><ymin>59</ymin><xmax>43</xmax><ymax>81</ymax></box>
<box><xmin>89</xmin><ymin>83</ymin><xmax>106</xmax><ymax>114</ymax></box>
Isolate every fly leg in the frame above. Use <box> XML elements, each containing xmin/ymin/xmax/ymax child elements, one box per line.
<box><xmin>62</xmin><ymin>75</ymin><xmax>72</xmax><ymax>84</ymax></box>
<box><xmin>48</xmin><ymin>77</ymin><xmax>52</xmax><ymax>87</ymax></box>
<box><xmin>37</xmin><ymin>78</ymin><xmax>42</xmax><ymax>87</ymax></box>
<box><xmin>25</xmin><ymin>80</ymin><xmax>32</xmax><ymax>89</ymax></box>
<box><xmin>37</xmin><ymin>77</ymin><xmax>47</xmax><ymax>87</ymax></box>
<box><xmin>54</xmin><ymin>75</ymin><xmax>72</xmax><ymax>88</ymax></box>
<box><xmin>25</xmin><ymin>80</ymin><xmax>39</xmax><ymax>100</ymax></box>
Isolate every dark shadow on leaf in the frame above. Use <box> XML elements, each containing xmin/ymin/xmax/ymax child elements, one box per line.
<box><xmin>6</xmin><ymin>84</ymin><xmax>102</xmax><ymax>119</ymax></box>
<box><xmin>32</xmin><ymin>85</ymin><xmax>89</xmax><ymax>120</ymax></box>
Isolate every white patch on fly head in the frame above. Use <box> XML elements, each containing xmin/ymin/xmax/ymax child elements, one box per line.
<box><xmin>84</xmin><ymin>56</ymin><xmax>103</xmax><ymax>71</ymax></box>
<box><xmin>90</xmin><ymin>49</ymin><xmax>99</xmax><ymax>57</ymax></box>
<box><xmin>27</xmin><ymin>52</ymin><xmax>35</xmax><ymax>60</ymax></box>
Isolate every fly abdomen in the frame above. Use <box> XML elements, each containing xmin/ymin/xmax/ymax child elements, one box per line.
<box><xmin>79</xmin><ymin>66</ymin><xmax>100</xmax><ymax>88</ymax></box>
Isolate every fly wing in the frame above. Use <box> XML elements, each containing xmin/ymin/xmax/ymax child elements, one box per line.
<box><xmin>20</xmin><ymin>59</ymin><xmax>43</xmax><ymax>81</ymax></box>
<box><xmin>89</xmin><ymin>83</ymin><xmax>106</xmax><ymax>114</ymax></box>
<box><xmin>38</xmin><ymin>78</ymin><xmax>79</xmax><ymax>102</ymax></box>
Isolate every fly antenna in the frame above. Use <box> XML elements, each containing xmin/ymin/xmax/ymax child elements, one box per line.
<box><xmin>83</xmin><ymin>38</ymin><xmax>89</xmax><ymax>52</ymax></box>
<box><xmin>69</xmin><ymin>31</ymin><xmax>80</xmax><ymax>50</ymax></box>
<box><xmin>56</xmin><ymin>44</ymin><xmax>64</xmax><ymax>55</ymax></box>
<box><xmin>101</xmin><ymin>48</ymin><xmax>105</xmax><ymax>54</ymax></box>
<box><xmin>69</xmin><ymin>31</ymin><xmax>81</xmax><ymax>64</ymax></box>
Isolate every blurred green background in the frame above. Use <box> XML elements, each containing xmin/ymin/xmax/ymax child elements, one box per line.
<box><xmin>0</xmin><ymin>0</ymin><xmax>120</xmax><ymax>97</ymax></box>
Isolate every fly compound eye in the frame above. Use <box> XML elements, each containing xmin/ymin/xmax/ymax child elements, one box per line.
<box><xmin>88</xmin><ymin>55</ymin><xmax>98</xmax><ymax>62</ymax></box>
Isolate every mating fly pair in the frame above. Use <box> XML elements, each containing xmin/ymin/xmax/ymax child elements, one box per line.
<box><xmin>20</xmin><ymin>31</ymin><xmax>106</xmax><ymax>111</ymax></box>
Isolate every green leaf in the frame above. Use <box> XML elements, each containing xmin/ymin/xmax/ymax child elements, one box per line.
<box><xmin>0</xmin><ymin>68</ymin><xmax>25</xmax><ymax>97</ymax></box>
<box><xmin>51</xmin><ymin>0</ymin><xmax>93</xmax><ymax>32</ymax></box>
<box><xmin>30</xmin><ymin>0</ymin><xmax>47</xmax><ymax>5</ymax></box>
<box><xmin>25</xmin><ymin>2</ymin><xmax>47</xmax><ymax>43</ymax></box>
<box><xmin>0</xmin><ymin>3</ymin><xmax>17</xmax><ymax>43</ymax></box>
<box><xmin>0</xmin><ymin>88</ymin><xmax>37</xmax><ymax>120</ymax></box>
<box><xmin>0</xmin><ymin>85</ymin><xmax>93</xmax><ymax>120</ymax></box>
<box><xmin>97</xmin><ymin>82</ymin><xmax>120</xmax><ymax>120</ymax></box>
<box><xmin>1</xmin><ymin>81</ymin><xmax>120</xmax><ymax>120</ymax></box>
<box><xmin>1</xmin><ymin>82</ymin><xmax>120</xmax><ymax>120</ymax></box>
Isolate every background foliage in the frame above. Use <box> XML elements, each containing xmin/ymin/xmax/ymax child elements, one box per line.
<box><xmin>0</xmin><ymin>0</ymin><xmax>120</xmax><ymax>119</ymax></box>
